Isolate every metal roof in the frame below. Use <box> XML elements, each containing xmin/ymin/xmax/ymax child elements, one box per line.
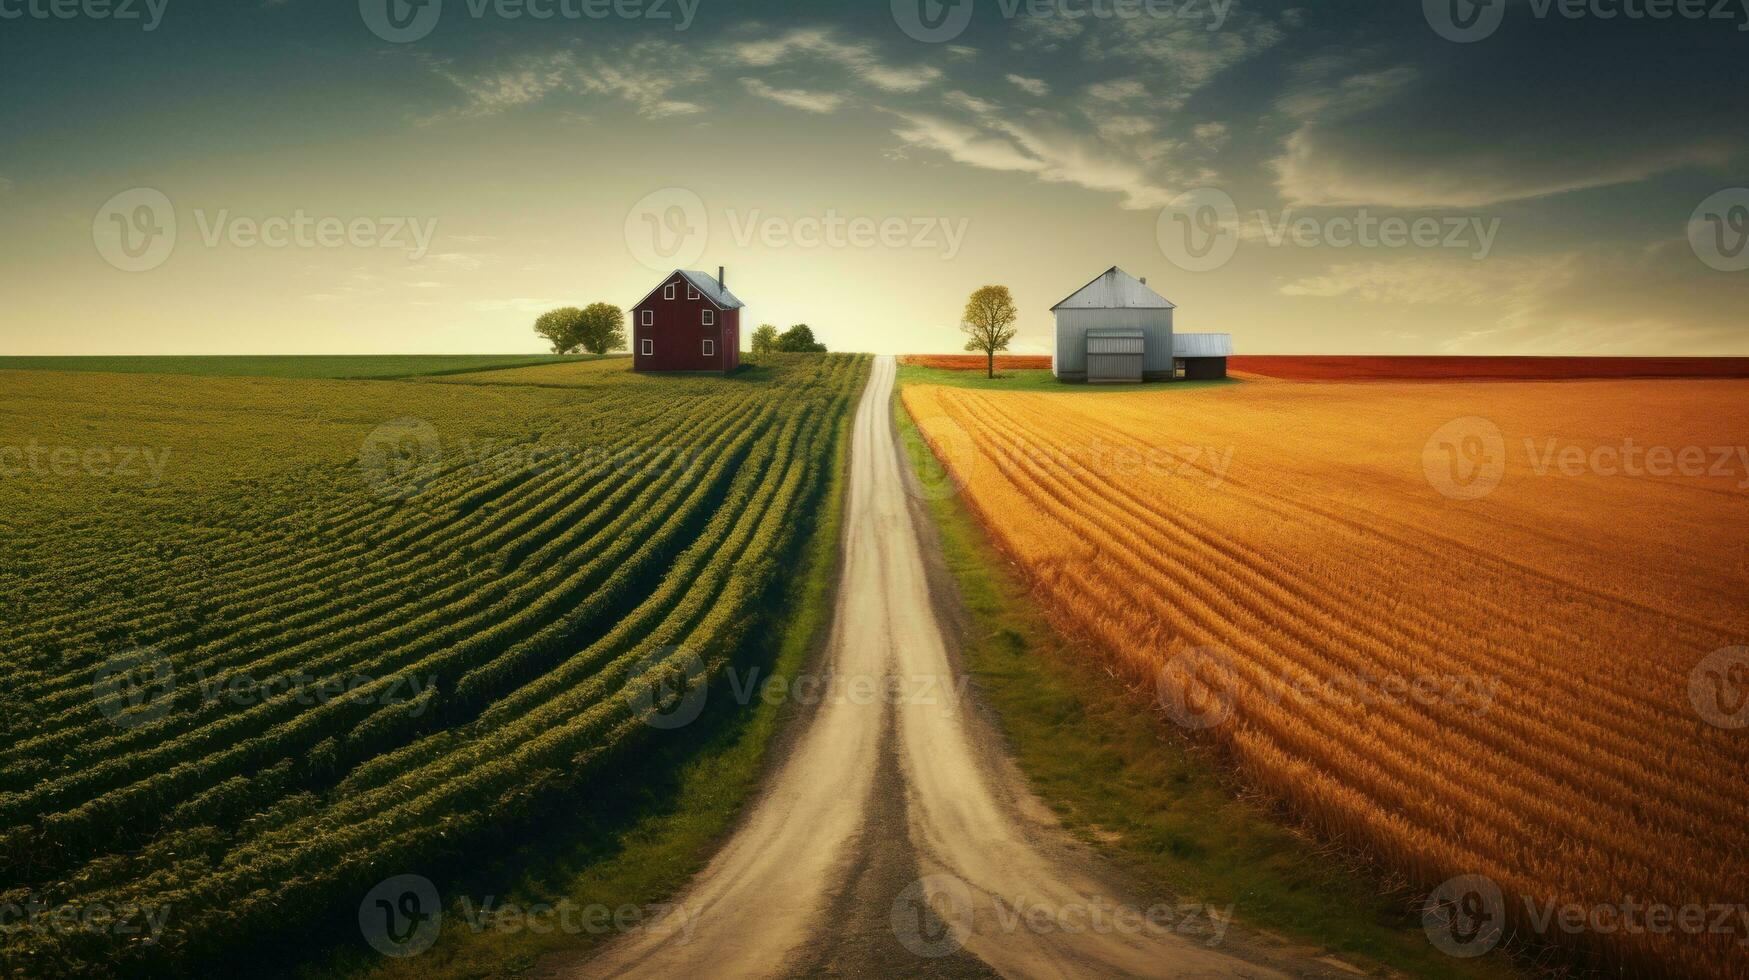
<box><xmin>1051</xmin><ymin>266</ymin><xmax>1176</xmax><ymax>311</ymax></box>
<box><xmin>1173</xmin><ymin>333</ymin><xmax>1233</xmax><ymax>357</ymax></box>
<box><xmin>1086</xmin><ymin>328</ymin><xmax>1144</xmax><ymax>338</ymax></box>
<box><xmin>677</xmin><ymin>270</ymin><xmax>745</xmax><ymax>310</ymax></box>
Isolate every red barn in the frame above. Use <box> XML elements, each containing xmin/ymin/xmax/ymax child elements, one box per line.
<box><xmin>631</xmin><ymin>267</ymin><xmax>743</xmax><ymax>374</ymax></box>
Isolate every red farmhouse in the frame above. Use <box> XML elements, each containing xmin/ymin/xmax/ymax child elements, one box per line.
<box><xmin>631</xmin><ymin>267</ymin><xmax>743</xmax><ymax>374</ymax></box>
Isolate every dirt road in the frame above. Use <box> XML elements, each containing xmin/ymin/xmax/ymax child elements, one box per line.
<box><xmin>571</xmin><ymin>356</ymin><xmax>1317</xmax><ymax>978</ymax></box>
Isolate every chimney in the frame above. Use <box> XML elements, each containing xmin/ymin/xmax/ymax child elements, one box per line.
<box><xmin>718</xmin><ymin>266</ymin><xmax>725</xmax><ymax>290</ymax></box>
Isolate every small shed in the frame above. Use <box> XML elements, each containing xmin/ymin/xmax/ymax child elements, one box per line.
<box><xmin>1173</xmin><ymin>333</ymin><xmax>1233</xmax><ymax>380</ymax></box>
<box><xmin>1086</xmin><ymin>328</ymin><xmax>1145</xmax><ymax>383</ymax></box>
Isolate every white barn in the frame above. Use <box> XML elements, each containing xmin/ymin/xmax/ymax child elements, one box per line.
<box><xmin>1050</xmin><ymin>266</ymin><xmax>1232</xmax><ymax>383</ymax></box>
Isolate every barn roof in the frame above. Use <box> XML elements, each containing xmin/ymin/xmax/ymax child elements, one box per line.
<box><xmin>634</xmin><ymin>270</ymin><xmax>746</xmax><ymax>311</ymax></box>
<box><xmin>1173</xmin><ymin>333</ymin><xmax>1233</xmax><ymax>357</ymax></box>
<box><xmin>1051</xmin><ymin>266</ymin><xmax>1176</xmax><ymax>311</ymax></box>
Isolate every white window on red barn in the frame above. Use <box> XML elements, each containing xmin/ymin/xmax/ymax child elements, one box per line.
<box><xmin>664</xmin><ymin>284</ymin><xmax>675</xmax><ymax>300</ymax></box>
<box><xmin>640</xmin><ymin>339</ymin><xmax>653</xmax><ymax>356</ymax></box>
<box><xmin>702</xmin><ymin>310</ymin><xmax>715</xmax><ymax>326</ymax></box>
<box><xmin>703</xmin><ymin>339</ymin><xmax>714</xmax><ymax>356</ymax></box>
<box><xmin>687</xmin><ymin>284</ymin><xmax>699</xmax><ymax>300</ymax></box>
<box><xmin>641</xmin><ymin>309</ymin><xmax>653</xmax><ymax>326</ymax></box>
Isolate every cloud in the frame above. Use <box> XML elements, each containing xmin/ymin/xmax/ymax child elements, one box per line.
<box><xmin>732</xmin><ymin>28</ymin><xmax>941</xmax><ymax>93</ymax></box>
<box><xmin>1278</xmin><ymin>249</ymin><xmax>1749</xmax><ymax>354</ymax></box>
<box><xmin>741</xmin><ymin>78</ymin><xmax>847</xmax><ymax>114</ymax></box>
<box><xmin>425</xmin><ymin>43</ymin><xmax>706</xmax><ymax>122</ymax></box>
<box><xmin>887</xmin><ymin>109</ymin><xmax>1177</xmax><ymax>210</ymax></box>
<box><xmin>1006</xmin><ymin>74</ymin><xmax>1049</xmax><ymax>97</ymax></box>
<box><xmin>1268</xmin><ymin>35</ymin><xmax>1748</xmax><ymax>209</ymax></box>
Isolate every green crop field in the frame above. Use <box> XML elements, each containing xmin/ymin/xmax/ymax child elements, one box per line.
<box><xmin>0</xmin><ymin>354</ymin><xmax>869</xmax><ymax>977</ymax></box>
<box><xmin>0</xmin><ymin>354</ymin><xmax>613</xmax><ymax>380</ymax></box>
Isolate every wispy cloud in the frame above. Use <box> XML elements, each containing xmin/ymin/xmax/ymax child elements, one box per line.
<box><xmin>424</xmin><ymin>43</ymin><xmax>706</xmax><ymax>122</ymax></box>
<box><xmin>741</xmin><ymin>78</ymin><xmax>847</xmax><ymax>114</ymax></box>
<box><xmin>1006</xmin><ymin>74</ymin><xmax>1049</xmax><ymax>97</ymax></box>
<box><xmin>732</xmin><ymin>28</ymin><xmax>941</xmax><ymax>93</ymax></box>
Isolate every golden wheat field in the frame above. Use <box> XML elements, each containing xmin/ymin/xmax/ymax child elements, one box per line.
<box><xmin>902</xmin><ymin>377</ymin><xmax>1749</xmax><ymax>978</ymax></box>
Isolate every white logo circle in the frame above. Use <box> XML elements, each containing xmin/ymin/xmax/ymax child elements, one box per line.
<box><xmin>360</xmin><ymin>0</ymin><xmax>443</xmax><ymax>43</ymax></box>
<box><xmin>890</xmin><ymin>874</ymin><xmax>975</xmax><ymax>958</ymax></box>
<box><xmin>93</xmin><ymin>187</ymin><xmax>176</xmax><ymax>273</ymax></box>
<box><xmin>1157</xmin><ymin>188</ymin><xmax>1239</xmax><ymax>273</ymax></box>
<box><xmin>1422</xmin><ymin>416</ymin><xmax>1505</xmax><ymax>501</ymax></box>
<box><xmin>624</xmin><ymin>187</ymin><xmax>708</xmax><ymax>272</ymax></box>
<box><xmin>1156</xmin><ymin>646</ymin><xmax>1238</xmax><ymax>731</ymax></box>
<box><xmin>904</xmin><ymin>415</ymin><xmax>975</xmax><ymax>501</ymax></box>
<box><xmin>1422</xmin><ymin>874</ymin><xmax>1505</xmax><ymax>957</ymax></box>
<box><xmin>358</xmin><ymin>418</ymin><xmax>444</xmax><ymax>502</ymax></box>
<box><xmin>1423</xmin><ymin>0</ymin><xmax>1505</xmax><ymax>42</ymax></box>
<box><xmin>891</xmin><ymin>0</ymin><xmax>974</xmax><ymax>43</ymax></box>
<box><xmin>627</xmin><ymin>645</ymin><xmax>710</xmax><ymax>730</ymax></box>
<box><xmin>360</xmin><ymin>874</ymin><xmax>443</xmax><ymax>958</ymax></box>
<box><xmin>92</xmin><ymin>645</ymin><xmax>177</xmax><ymax>730</ymax></box>
<box><xmin>1689</xmin><ymin>646</ymin><xmax>1749</xmax><ymax>729</ymax></box>
<box><xmin>1688</xmin><ymin>188</ymin><xmax>1749</xmax><ymax>273</ymax></box>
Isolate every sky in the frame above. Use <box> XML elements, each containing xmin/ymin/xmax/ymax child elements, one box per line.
<box><xmin>0</xmin><ymin>0</ymin><xmax>1745</xmax><ymax>356</ymax></box>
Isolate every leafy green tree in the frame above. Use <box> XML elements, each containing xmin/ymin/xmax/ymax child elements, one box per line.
<box><xmin>576</xmin><ymin>303</ymin><xmax>627</xmax><ymax>355</ymax></box>
<box><xmin>750</xmin><ymin>323</ymin><xmax>780</xmax><ymax>355</ymax></box>
<box><xmin>960</xmin><ymin>285</ymin><xmax>1018</xmax><ymax>379</ymax></box>
<box><xmin>775</xmin><ymin>324</ymin><xmax>828</xmax><ymax>353</ymax></box>
<box><xmin>533</xmin><ymin>307</ymin><xmax>586</xmax><ymax>354</ymax></box>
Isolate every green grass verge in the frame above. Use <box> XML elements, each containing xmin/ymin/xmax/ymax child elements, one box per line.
<box><xmin>310</xmin><ymin>379</ymin><xmax>858</xmax><ymax>980</ymax></box>
<box><xmin>0</xmin><ymin>354</ymin><xmax>615</xmax><ymax>380</ymax></box>
<box><xmin>890</xmin><ymin>388</ymin><xmax>1517</xmax><ymax>980</ymax></box>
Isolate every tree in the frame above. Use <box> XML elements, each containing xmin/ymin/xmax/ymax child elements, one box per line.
<box><xmin>576</xmin><ymin>303</ymin><xmax>627</xmax><ymax>355</ymax></box>
<box><xmin>750</xmin><ymin>323</ymin><xmax>780</xmax><ymax>356</ymax></box>
<box><xmin>775</xmin><ymin>324</ymin><xmax>828</xmax><ymax>353</ymax></box>
<box><xmin>533</xmin><ymin>307</ymin><xmax>586</xmax><ymax>354</ymax></box>
<box><xmin>960</xmin><ymin>285</ymin><xmax>1018</xmax><ymax>379</ymax></box>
